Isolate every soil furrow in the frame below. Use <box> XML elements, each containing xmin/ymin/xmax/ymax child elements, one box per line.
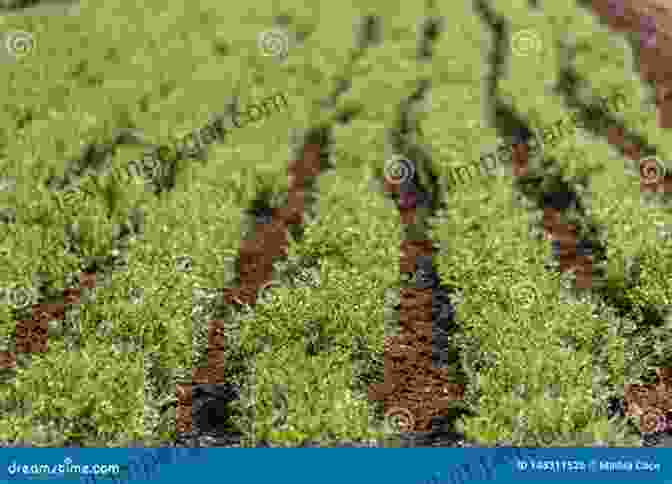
<box><xmin>554</xmin><ymin>40</ymin><xmax>672</xmax><ymax>443</ymax></box>
<box><xmin>476</xmin><ymin>0</ymin><xmax>672</xmax><ymax>442</ymax></box>
<box><xmin>366</xmin><ymin>3</ymin><xmax>470</xmax><ymax>440</ymax></box>
<box><xmin>174</xmin><ymin>15</ymin><xmax>381</xmax><ymax>446</ymax></box>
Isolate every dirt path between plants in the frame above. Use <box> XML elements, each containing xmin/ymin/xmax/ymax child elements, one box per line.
<box><xmin>1</xmin><ymin>271</ymin><xmax>97</xmax><ymax>369</ymax></box>
<box><xmin>367</xmin><ymin>176</ymin><xmax>465</xmax><ymax>434</ymax></box>
<box><xmin>3</xmin><ymin>2</ymin><xmax>672</xmax><ymax>446</ymax></box>
<box><xmin>175</xmin><ymin>139</ymin><xmax>327</xmax><ymax>436</ymax></box>
<box><xmin>516</xmin><ymin>2</ymin><xmax>672</xmax><ymax>437</ymax></box>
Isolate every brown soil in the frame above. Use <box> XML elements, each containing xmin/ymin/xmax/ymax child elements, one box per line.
<box><xmin>513</xmin><ymin>45</ymin><xmax>672</xmax><ymax>430</ymax></box>
<box><xmin>179</xmin><ymin>139</ymin><xmax>469</xmax><ymax>435</ymax></box>
<box><xmin>176</xmin><ymin>2</ymin><xmax>672</xmax><ymax>438</ymax></box>
<box><xmin>7</xmin><ymin>3</ymin><xmax>672</xmax><ymax>443</ymax></box>
<box><xmin>368</xmin><ymin>182</ymin><xmax>465</xmax><ymax>433</ymax></box>
<box><xmin>0</xmin><ymin>138</ymin><xmax>334</xmax><ymax>438</ymax></box>
<box><xmin>590</xmin><ymin>0</ymin><xmax>672</xmax><ymax>127</ymax></box>
<box><xmin>176</xmin><ymin>142</ymin><xmax>324</xmax><ymax>434</ymax></box>
<box><xmin>602</xmin><ymin>126</ymin><xmax>672</xmax><ymax>194</ymax></box>
<box><xmin>510</xmin><ymin>144</ymin><xmax>598</xmax><ymax>289</ymax></box>
<box><xmin>0</xmin><ymin>271</ymin><xmax>96</xmax><ymax>364</ymax></box>
<box><xmin>514</xmin><ymin>83</ymin><xmax>671</xmax><ymax>289</ymax></box>
<box><xmin>624</xmin><ymin>367</ymin><xmax>672</xmax><ymax>433</ymax></box>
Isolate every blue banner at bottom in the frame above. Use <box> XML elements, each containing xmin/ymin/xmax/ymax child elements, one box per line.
<box><xmin>1</xmin><ymin>448</ymin><xmax>669</xmax><ymax>484</ymax></box>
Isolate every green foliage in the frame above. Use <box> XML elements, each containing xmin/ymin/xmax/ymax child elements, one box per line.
<box><xmin>0</xmin><ymin>0</ymin><xmax>670</xmax><ymax>447</ymax></box>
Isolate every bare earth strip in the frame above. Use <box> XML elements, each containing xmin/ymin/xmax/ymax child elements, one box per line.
<box><xmin>588</xmin><ymin>0</ymin><xmax>672</xmax><ymax>126</ymax></box>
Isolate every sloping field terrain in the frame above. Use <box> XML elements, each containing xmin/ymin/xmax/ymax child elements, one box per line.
<box><xmin>0</xmin><ymin>0</ymin><xmax>671</xmax><ymax>448</ymax></box>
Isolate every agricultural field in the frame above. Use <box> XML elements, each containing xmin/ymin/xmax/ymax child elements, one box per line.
<box><xmin>0</xmin><ymin>0</ymin><xmax>671</xmax><ymax>448</ymax></box>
